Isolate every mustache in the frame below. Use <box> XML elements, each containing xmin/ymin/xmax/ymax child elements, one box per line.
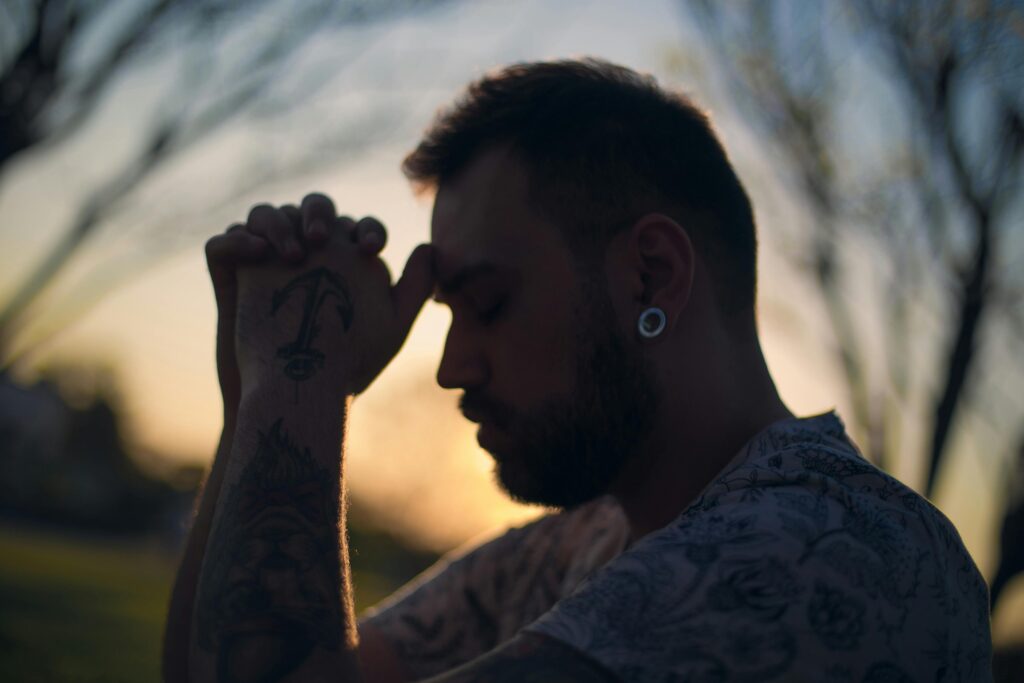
<box><xmin>459</xmin><ymin>391</ymin><xmax>515</xmax><ymax>428</ymax></box>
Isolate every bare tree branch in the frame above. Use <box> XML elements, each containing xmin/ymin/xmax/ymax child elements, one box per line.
<box><xmin>0</xmin><ymin>0</ymin><xmax>454</xmax><ymax>366</ymax></box>
<box><xmin>685</xmin><ymin>0</ymin><xmax>1024</xmax><ymax>609</ymax></box>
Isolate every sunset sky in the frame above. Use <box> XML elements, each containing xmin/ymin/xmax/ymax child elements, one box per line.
<box><xmin>2</xmin><ymin>0</ymin><xmax>1020</xmax><ymax>642</ymax></box>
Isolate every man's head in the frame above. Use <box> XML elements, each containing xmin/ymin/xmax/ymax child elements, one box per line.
<box><xmin>405</xmin><ymin>58</ymin><xmax>758</xmax><ymax>508</ymax></box>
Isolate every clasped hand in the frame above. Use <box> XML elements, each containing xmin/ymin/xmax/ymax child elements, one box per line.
<box><xmin>206</xmin><ymin>193</ymin><xmax>434</xmax><ymax>404</ymax></box>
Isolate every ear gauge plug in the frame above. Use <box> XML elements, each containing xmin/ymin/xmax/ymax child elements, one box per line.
<box><xmin>638</xmin><ymin>307</ymin><xmax>666</xmax><ymax>338</ymax></box>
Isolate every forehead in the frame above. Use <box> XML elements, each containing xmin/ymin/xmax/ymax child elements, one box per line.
<box><xmin>430</xmin><ymin>145</ymin><xmax>562</xmax><ymax>281</ymax></box>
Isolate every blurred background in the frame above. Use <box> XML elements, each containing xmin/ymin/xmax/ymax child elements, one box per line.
<box><xmin>0</xmin><ymin>0</ymin><xmax>1021</xmax><ymax>680</ymax></box>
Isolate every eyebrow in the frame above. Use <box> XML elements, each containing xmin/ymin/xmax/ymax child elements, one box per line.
<box><xmin>433</xmin><ymin>263</ymin><xmax>502</xmax><ymax>302</ymax></box>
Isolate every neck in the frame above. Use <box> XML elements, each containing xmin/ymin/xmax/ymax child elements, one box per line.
<box><xmin>610</xmin><ymin>332</ymin><xmax>792</xmax><ymax>543</ymax></box>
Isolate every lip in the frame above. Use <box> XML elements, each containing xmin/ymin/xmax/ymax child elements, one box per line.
<box><xmin>476</xmin><ymin>422</ymin><xmax>499</xmax><ymax>453</ymax></box>
<box><xmin>460</xmin><ymin>406</ymin><xmax>487</xmax><ymax>424</ymax></box>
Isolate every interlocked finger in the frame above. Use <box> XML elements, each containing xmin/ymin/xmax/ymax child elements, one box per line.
<box><xmin>279</xmin><ymin>204</ymin><xmax>302</xmax><ymax>232</ymax></box>
<box><xmin>247</xmin><ymin>204</ymin><xmax>303</xmax><ymax>261</ymax></box>
<box><xmin>336</xmin><ymin>215</ymin><xmax>357</xmax><ymax>242</ymax></box>
<box><xmin>354</xmin><ymin>216</ymin><xmax>388</xmax><ymax>255</ymax></box>
<box><xmin>205</xmin><ymin>227</ymin><xmax>269</xmax><ymax>288</ymax></box>
<box><xmin>301</xmin><ymin>193</ymin><xmax>337</xmax><ymax>242</ymax></box>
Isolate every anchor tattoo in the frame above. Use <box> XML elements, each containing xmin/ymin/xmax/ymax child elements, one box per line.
<box><xmin>271</xmin><ymin>268</ymin><xmax>353</xmax><ymax>386</ymax></box>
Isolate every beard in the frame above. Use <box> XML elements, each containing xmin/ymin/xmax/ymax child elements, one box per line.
<box><xmin>460</xmin><ymin>278</ymin><xmax>660</xmax><ymax>509</ymax></box>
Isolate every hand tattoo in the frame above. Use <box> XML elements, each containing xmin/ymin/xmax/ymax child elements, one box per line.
<box><xmin>197</xmin><ymin>419</ymin><xmax>343</xmax><ymax>681</ymax></box>
<box><xmin>271</xmin><ymin>268</ymin><xmax>353</xmax><ymax>383</ymax></box>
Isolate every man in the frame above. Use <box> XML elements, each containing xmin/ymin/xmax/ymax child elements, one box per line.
<box><xmin>164</xmin><ymin>59</ymin><xmax>992</xmax><ymax>682</ymax></box>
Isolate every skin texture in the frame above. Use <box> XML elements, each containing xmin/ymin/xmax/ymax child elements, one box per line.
<box><xmin>189</xmin><ymin>240</ymin><xmax>354</xmax><ymax>681</ymax></box>
<box><xmin>431</xmin><ymin>145</ymin><xmax>792</xmax><ymax>537</ymax></box>
<box><xmin>195</xmin><ymin>417</ymin><xmax>345</xmax><ymax>681</ymax></box>
<box><xmin>163</xmin><ymin>197</ymin><xmax>404</xmax><ymax>682</ymax></box>
<box><xmin>172</xmin><ymin>196</ymin><xmax>435</xmax><ymax>682</ymax></box>
<box><xmin>168</xmin><ymin>139</ymin><xmax>795</xmax><ymax>680</ymax></box>
<box><xmin>433</xmin><ymin>148</ymin><xmax>659</xmax><ymax>509</ymax></box>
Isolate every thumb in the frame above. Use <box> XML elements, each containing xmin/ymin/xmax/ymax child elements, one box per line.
<box><xmin>392</xmin><ymin>243</ymin><xmax>435</xmax><ymax>333</ymax></box>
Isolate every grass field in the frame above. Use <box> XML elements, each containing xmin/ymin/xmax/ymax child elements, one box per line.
<box><xmin>0</xmin><ymin>525</ymin><xmax>174</xmax><ymax>682</ymax></box>
<box><xmin>0</xmin><ymin>524</ymin><xmax>423</xmax><ymax>682</ymax></box>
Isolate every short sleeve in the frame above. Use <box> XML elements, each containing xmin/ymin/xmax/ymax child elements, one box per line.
<box><xmin>527</xmin><ymin>500</ymin><xmax>805</xmax><ymax>681</ymax></box>
<box><xmin>526</xmin><ymin>472</ymin><xmax>992</xmax><ymax>682</ymax></box>
<box><xmin>361</xmin><ymin>497</ymin><xmax>627</xmax><ymax>680</ymax></box>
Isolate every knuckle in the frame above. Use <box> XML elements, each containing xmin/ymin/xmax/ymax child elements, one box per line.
<box><xmin>360</xmin><ymin>218</ymin><xmax>387</xmax><ymax>238</ymax></box>
<box><xmin>205</xmin><ymin>239</ymin><xmax>228</xmax><ymax>265</ymax></box>
<box><xmin>302</xmin><ymin>192</ymin><xmax>334</xmax><ymax>212</ymax></box>
<box><xmin>247</xmin><ymin>203</ymin><xmax>276</xmax><ymax>222</ymax></box>
<box><xmin>303</xmin><ymin>191</ymin><xmax>330</xmax><ymax>203</ymax></box>
<box><xmin>206</xmin><ymin>232</ymin><xmax>229</xmax><ymax>250</ymax></box>
<box><xmin>357</xmin><ymin>217</ymin><xmax>387</xmax><ymax>248</ymax></box>
<box><xmin>206</xmin><ymin>230</ymin><xmax>249</xmax><ymax>261</ymax></box>
<box><xmin>279</xmin><ymin>204</ymin><xmax>301</xmax><ymax>225</ymax></box>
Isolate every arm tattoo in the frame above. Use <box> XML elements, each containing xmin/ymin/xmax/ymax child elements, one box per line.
<box><xmin>271</xmin><ymin>267</ymin><xmax>353</xmax><ymax>383</ymax></box>
<box><xmin>426</xmin><ymin>633</ymin><xmax>620</xmax><ymax>683</ymax></box>
<box><xmin>196</xmin><ymin>418</ymin><xmax>345</xmax><ymax>681</ymax></box>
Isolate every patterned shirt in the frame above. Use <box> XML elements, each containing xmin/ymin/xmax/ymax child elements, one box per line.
<box><xmin>363</xmin><ymin>413</ymin><xmax>992</xmax><ymax>681</ymax></box>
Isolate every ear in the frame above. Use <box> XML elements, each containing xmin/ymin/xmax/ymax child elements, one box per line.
<box><xmin>625</xmin><ymin>212</ymin><xmax>695</xmax><ymax>335</ymax></box>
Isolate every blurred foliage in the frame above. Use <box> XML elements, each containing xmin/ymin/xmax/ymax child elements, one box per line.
<box><xmin>0</xmin><ymin>362</ymin><xmax>441</xmax><ymax>679</ymax></box>
<box><xmin>0</xmin><ymin>362</ymin><xmax>440</xmax><ymax>679</ymax></box>
<box><xmin>0</xmin><ymin>366</ymin><xmax>189</xmax><ymax>535</ymax></box>
<box><xmin>0</xmin><ymin>0</ymin><xmax>450</xmax><ymax>365</ymax></box>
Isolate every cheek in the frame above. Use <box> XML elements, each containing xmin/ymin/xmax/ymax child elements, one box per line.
<box><xmin>491</xmin><ymin>293</ymin><xmax>577</xmax><ymax>398</ymax></box>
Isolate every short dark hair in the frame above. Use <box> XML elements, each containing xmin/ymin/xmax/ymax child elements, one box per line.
<box><xmin>404</xmin><ymin>58</ymin><xmax>757</xmax><ymax>314</ymax></box>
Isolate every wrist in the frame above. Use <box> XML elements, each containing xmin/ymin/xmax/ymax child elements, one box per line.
<box><xmin>232</xmin><ymin>375</ymin><xmax>351</xmax><ymax>473</ymax></box>
<box><xmin>238</xmin><ymin>335</ymin><xmax>364</xmax><ymax>397</ymax></box>
<box><xmin>239</xmin><ymin>370</ymin><xmax>353</xmax><ymax>410</ymax></box>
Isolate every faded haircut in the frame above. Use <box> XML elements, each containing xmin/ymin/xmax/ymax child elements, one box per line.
<box><xmin>403</xmin><ymin>58</ymin><xmax>758</xmax><ymax>315</ymax></box>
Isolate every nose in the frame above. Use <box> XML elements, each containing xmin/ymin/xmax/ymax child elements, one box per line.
<box><xmin>436</xmin><ymin>323</ymin><xmax>488</xmax><ymax>390</ymax></box>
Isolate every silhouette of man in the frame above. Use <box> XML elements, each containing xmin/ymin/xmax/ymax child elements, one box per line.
<box><xmin>165</xmin><ymin>59</ymin><xmax>992</xmax><ymax>682</ymax></box>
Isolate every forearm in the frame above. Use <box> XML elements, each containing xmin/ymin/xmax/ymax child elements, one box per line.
<box><xmin>189</xmin><ymin>382</ymin><xmax>360</xmax><ymax>682</ymax></box>
<box><xmin>167</xmin><ymin>238</ymin><xmax>249</xmax><ymax>681</ymax></box>
<box><xmin>164</xmin><ymin>411</ymin><xmax>236</xmax><ymax>683</ymax></box>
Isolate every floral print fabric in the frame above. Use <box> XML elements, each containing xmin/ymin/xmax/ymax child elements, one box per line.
<box><xmin>526</xmin><ymin>413</ymin><xmax>992</xmax><ymax>681</ymax></box>
<box><xmin>364</xmin><ymin>413</ymin><xmax>991</xmax><ymax>681</ymax></box>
